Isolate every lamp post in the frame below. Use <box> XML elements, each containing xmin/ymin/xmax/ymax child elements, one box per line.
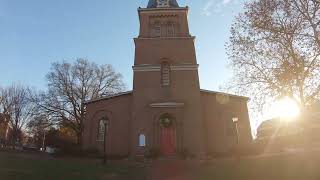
<box><xmin>42</xmin><ymin>131</ymin><xmax>46</xmax><ymax>152</ymax></box>
<box><xmin>232</xmin><ymin>117</ymin><xmax>240</xmax><ymax>161</ymax></box>
<box><xmin>102</xmin><ymin>118</ymin><xmax>108</xmax><ymax>165</ymax></box>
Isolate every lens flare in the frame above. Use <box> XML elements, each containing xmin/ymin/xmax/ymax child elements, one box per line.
<box><xmin>274</xmin><ymin>97</ymin><xmax>300</xmax><ymax>120</ymax></box>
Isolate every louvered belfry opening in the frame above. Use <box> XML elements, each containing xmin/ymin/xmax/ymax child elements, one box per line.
<box><xmin>161</xmin><ymin>62</ymin><xmax>171</xmax><ymax>86</ymax></box>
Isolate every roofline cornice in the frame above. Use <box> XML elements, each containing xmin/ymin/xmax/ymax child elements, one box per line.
<box><xmin>138</xmin><ymin>7</ymin><xmax>189</xmax><ymax>13</ymax></box>
<box><xmin>134</xmin><ymin>36</ymin><xmax>195</xmax><ymax>41</ymax></box>
<box><xmin>200</xmin><ymin>89</ymin><xmax>250</xmax><ymax>100</ymax></box>
<box><xmin>84</xmin><ymin>91</ymin><xmax>133</xmax><ymax>105</ymax></box>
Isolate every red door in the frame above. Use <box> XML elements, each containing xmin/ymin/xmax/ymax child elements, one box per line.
<box><xmin>160</xmin><ymin>127</ymin><xmax>176</xmax><ymax>156</ymax></box>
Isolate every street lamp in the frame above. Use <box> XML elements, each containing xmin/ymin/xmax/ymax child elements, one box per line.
<box><xmin>42</xmin><ymin>131</ymin><xmax>46</xmax><ymax>152</ymax></box>
<box><xmin>102</xmin><ymin>117</ymin><xmax>109</xmax><ymax>165</ymax></box>
<box><xmin>232</xmin><ymin>117</ymin><xmax>240</xmax><ymax>161</ymax></box>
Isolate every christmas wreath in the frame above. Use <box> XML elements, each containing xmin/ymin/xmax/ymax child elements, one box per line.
<box><xmin>160</xmin><ymin>116</ymin><xmax>173</xmax><ymax>128</ymax></box>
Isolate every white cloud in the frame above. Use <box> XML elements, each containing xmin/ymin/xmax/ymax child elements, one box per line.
<box><xmin>223</xmin><ymin>0</ymin><xmax>232</xmax><ymax>5</ymax></box>
<box><xmin>202</xmin><ymin>0</ymin><xmax>214</xmax><ymax>16</ymax></box>
<box><xmin>202</xmin><ymin>0</ymin><xmax>239</xmax><ymax>16</ymax></box>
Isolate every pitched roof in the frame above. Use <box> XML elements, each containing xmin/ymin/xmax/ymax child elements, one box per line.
<box><xmin>85</xmin><ymin>89</ymin><xmax>248</xmax><ymax>105</ymax></box>
<box><xmin>84</xmin><ymin>91</ymin><xmax>133</xmax><ymax>105</ymax></box>
<box><xmin>147</xmin><ymin>0</ymin><xmax>179</xmax><ymax>8</ymax></box>
<box><xmin>200</xmin><ymin>89</ymin><xmax>249</xmax><ymax>100</ymax></box>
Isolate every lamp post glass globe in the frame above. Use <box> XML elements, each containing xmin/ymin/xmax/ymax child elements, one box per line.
<box><xmin>232</xmin><ymin>117</ymin><xmax>239</xmax><ymax>123</ymax></box>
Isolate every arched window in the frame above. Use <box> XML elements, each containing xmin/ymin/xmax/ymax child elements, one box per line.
<box><xmin>153</xmin><ymin>22</ymin><xmax>161</xmax><ymax>37</ymax></box>
<box><xmin>151</xmin><ymin>22</ymin><xmax>176</xmax><ymax>37</ymax></box>
<box><xmin>97</xmin><ymin>118</ymin><xmax>108</xmax><ymax>141</ymax></box>
<box><xmin>139</xmin><ymin>134</ymin><xmax>146</xmax><ymax>147</ymax></box>
<box><xmin>167</xmin><ymin>23</ymin><xmax>175</xmax><ymax>37</ymax></box>
<box><xmin>161</xmin><ymin>62</ymin><xmax>171</xmax><ymax>86</ymax></box>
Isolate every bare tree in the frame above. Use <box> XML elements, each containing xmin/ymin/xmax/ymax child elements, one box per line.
<box><xmin>27</xmin><ymin>114</ymin><xmax>52</xmax><ymax>149</ymax></box>
<box><xmin>0</xmin><ymin>87</ymin><xmax>11</xmax><ymax>141</ymax></box>
<box><xmin>31</xmin><ymin>59</ymin><xmax>125</xmax><ymax>145</ymax></box>
<box><xmin>0</xmin><ymin>84</ymin><xmax>35</xmax><ymax>143</ymax></box>
<box><xmin>226</xmin><ymin>0</ymin><xmax>320</xmax><ymax>117</ymax></box>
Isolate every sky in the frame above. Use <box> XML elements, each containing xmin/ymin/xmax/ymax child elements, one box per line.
<box><xmin>0</xmin><ymin>0</ymin><xmax>263</xmax><ymax>125</ymax></box>
<box><xmin>1</xmin><ymin>0</ymin><xmax>268</xmax><ymax>132</ymax></box>
<box><xmin>0</xmin><ymin>0</ymin><xmax>246</xmax><ymax>90</ymax></box>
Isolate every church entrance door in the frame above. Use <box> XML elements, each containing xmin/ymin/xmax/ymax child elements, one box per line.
<box><xmin>160</xmin><ymin>126</ymin><xmax>176</xmax><ymax>156</ymax></box>
<box><xmin>159</xmin><ymin>114</ymin><xmax>177</xmax><ymax>156</ymax></box>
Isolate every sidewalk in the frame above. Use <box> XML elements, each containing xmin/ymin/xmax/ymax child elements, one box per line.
<box><xmin>146</xmin><ymin>159</ymin><xmax>204</xmax><ymax>180</ymax></box>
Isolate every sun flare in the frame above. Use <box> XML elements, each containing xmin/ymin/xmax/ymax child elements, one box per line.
<box><xmin>274</xmin><ymin>97</ymin><xmax>301</xmax><ymax>120</ymax></box>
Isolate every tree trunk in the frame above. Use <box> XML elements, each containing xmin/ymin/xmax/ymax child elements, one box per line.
<box><xmin>76</xmin><ymin>132</ymin><xmax>83</xmax><ymax>146</ymax></box>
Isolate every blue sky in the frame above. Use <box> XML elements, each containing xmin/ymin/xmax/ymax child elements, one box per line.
<box><xmin>0</xmin><ymin>0</ymin><xmax>245</xmax><ymax>91</ymax></box>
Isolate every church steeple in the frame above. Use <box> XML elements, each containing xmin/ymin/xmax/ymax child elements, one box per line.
<box><xmin>147</xmin><ymin>0</ymin><xmax>179</xmax><ymax>8</ymax></box>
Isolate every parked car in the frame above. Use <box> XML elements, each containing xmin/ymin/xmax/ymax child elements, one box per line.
<box><xmin>45</xmin><ymin>146</ymin><xmax>59</xmax><ymax>154</ymax></box>
<box><xmin>23</xmin><ymin>145</ymin><xmax>39</xmax><ymax>152</ymax></box>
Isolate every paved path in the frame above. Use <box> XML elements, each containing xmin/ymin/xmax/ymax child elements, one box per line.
<box><xmin>147</xmin><ymin>159</ymin><xmax>204</xmax><ymax>180</ymax></box>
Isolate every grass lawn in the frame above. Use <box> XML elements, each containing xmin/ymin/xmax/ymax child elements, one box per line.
<box><xmin>2</xmin><ymin>150</ymin><xmax>320</xmax><ymax>180</ymax></box>
<box><xmin>0</xmin><ymin>151</ymin><xmax>146</xmax><ymax>180</ymax></box>
<box><xmin>195</xmin><ymin>152</ymin><xmax>320</xmax><ymax>180</ymax></box>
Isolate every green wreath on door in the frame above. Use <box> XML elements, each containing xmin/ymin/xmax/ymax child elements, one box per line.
<box><xmin>159</xmin><ymin>114</ymin><xmax>174</xmax><ymax>128</ymax></box>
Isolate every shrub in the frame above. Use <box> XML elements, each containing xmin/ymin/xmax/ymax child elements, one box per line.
<box><xmin>178</xmin><ymin>148</ymin><xmax>195</xmax><ymax>159</ymax></box>
<box><xmin>145</xmin><ymin>148</ymin><xmax>160</xmax><ymax>159</ymax></box>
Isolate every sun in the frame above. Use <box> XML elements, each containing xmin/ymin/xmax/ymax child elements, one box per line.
<box><xmin>274</xmin><ymin>97</ymin><xmax>301</xmax><ymax>120</ymax></box>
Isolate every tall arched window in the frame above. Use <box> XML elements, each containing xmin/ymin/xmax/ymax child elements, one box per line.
<box><xmin>153</xmin><ymin>22</ymin><xmax>161</xmax><ymax>37</ymax></box>
<box><xmin>167</xmin><ymin>23</ymin><xmax>175</xmax><ymax>37</ymax></box>
<box><xmin>161</xmin><ymin>62</ymin><xmax>170</xmax><ymax>86</ymax></box>
<box><xmin>97</xmin><ymin>118</ymin><xmax>108</xmax><ymax>141</ymax></box>
<box><xmin>151</xmin><ymin>22</ymin><xmax>176</xmax><ymax>37</ymax></box>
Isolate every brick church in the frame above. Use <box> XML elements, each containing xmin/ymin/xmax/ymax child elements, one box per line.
<box><xmin>83</xmin><ymin>0</ymin><xmax>252</xmax><ymax>157</ymax></box>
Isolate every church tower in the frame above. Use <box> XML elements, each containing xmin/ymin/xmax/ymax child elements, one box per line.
<box><xmin>131</xmin><ymin>0</ymin><xmax>205</xmax><ymax>156</ymax></box>
<box><xmin>83</xmin><ymin>0</ymin><xmax>252</xmax><ymax>158</ymax></box>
